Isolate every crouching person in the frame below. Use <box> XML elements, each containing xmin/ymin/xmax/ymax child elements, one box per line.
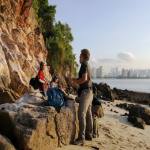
<box><xmin>29</xmin><ymin>61</ymin><xmax>49</xmax><ymax>98</ymax></box>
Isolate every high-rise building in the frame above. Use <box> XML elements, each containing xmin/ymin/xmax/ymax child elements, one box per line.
<box><xmin>96</xmin><ymin>66</ymin><xmax>103</xmax><ymax>78</ymax></box>
<box><xmin>121</xmin><ymin>68</ymin><xmax>128</xmax><ymax>78</ymax></box>
<box><xmin>91</xmin><ymin>67</ymin><xmax>96</xmax><ymax>78</ymax></box>
<box><xmin>110</xmin><ymin>67</ymin><xmax>119</xmax><ymax>77</ymax></box>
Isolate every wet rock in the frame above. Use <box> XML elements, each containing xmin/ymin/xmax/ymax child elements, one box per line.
<box><xmin>128</xmin><ymin>116</ymin><xmax>145</xmax><ymax>129</ymax></box>
<box><xmin>144</xmin><ymin>109</ymin><xmax>150</xmax><ymax>125</ymax></box>
<box><xmin>128</xmin><ymin>105</ymin><xmax>150</xmax><ymax>125</ymax></box>
<box><xmin>116</xmin><ymin>103</ymin><xmax>150</xmax><ymax>128</ymax></box>
<box><xmin>93</xmin><ymin>83</ymin><xmax>115</xmax><ymax>101</ymax></box>
<box><xmin>116</xmin><ymin>103</ymin><xmax>135</xmax><ymax>111</ymax></box>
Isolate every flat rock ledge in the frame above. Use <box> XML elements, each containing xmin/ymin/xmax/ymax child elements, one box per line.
<box><xmin>0</xmin><ymin>92</ymin><xmax>78</xmax><ymax>150</ymax></box>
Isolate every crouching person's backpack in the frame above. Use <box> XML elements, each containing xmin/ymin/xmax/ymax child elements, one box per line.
<box><xmin>47</xmin><ymin>87</ymin><xmax>65</xmax><ymax>108</ymax></box>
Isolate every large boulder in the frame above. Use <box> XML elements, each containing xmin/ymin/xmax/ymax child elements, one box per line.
<box><xmin>116</xmin><ymin>103</ymin><xmax>150</xmax><ymax>129</ymax></box>
<box><xmin>128</xmin><ymin>105</ymin><xmax>150</xmax><ymax>125</ymax></box>
<box><xmin>128</xmin><ymin>116</ymin><xmax>145</xmax><ymax>129</ymax></box>
<box><xmin>93</xmin><ymin>83</ymin><xmax>115</xmax><ymax>101</ymax></box>
<box><xmin>0</xmin><ymin>134</ymin><xmax>16</xmax><ymax>150</ymax></box>
<box><xmin>128</xmin><ymin>104</ymin><xmax>150</xmax><ymax>129</ymax></box>
<box><xmin>0</xmin><ymin>92</ymin><xmax>77</xmax><ymax>150</ymax></box>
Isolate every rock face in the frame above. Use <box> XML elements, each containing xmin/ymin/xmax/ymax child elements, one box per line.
<box><xmin>0</xmin><ymin>92</ymin><xmax>77</xmax><ymax>150</ymax></box>
<box><xmin>0</xmin><ymin>0</ymin><xmax>50</xmax><ymax>103</ymax></box>
<box><xmin>0</xmin><ymin>134</ymin><xmax>16</xmax><ymax>150</ymax></box>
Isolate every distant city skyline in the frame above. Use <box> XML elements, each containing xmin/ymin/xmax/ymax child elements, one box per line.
<box><xmin>93</xmin><ymin>66</ymin><xmax>150</xmax><ymax>79</ymax></box>
<box><xmin>50</xmin><ymin>0</ymin><xmax>150</xmax><ymax>69</ymax></box>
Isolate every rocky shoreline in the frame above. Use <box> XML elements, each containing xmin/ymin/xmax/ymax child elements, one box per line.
<box><xmin>0</xmin><ymin>83</ymin><xmax>150</xmax><ymax>149</ymax></box>
<box><xmin>93</xmin><ymin>83</ymin><xmax>150</xmax><ymax>105</ymax></box>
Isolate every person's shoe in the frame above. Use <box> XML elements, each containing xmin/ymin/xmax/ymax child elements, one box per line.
<box><xmin>73</xmin><ymin>138</ymin><xmax>85</xmax><ymax>146</ymax></box>
<box><xmin>85</xmin><ymin>136</ymin><xmax>93</xmax><ymax>141</ymax></box>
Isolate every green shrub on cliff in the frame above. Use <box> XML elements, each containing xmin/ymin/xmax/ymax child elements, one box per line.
<box><xmin>32</xmin><ymin>0</ymin><xmax>76</xmax><ymax>76</ymax></box>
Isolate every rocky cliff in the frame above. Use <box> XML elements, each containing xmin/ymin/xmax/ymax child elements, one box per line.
<box><xmin>0</xmin><ymin>0</ymin><xmax>50</xmax><ymax>104</ymax></box>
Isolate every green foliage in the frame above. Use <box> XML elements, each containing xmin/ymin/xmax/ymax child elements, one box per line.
<box><xmin>32</xmin><ymin>0</ymin><xmax>76</xmax><ymax>75</ymax></box>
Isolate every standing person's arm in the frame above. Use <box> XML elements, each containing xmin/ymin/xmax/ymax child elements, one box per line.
<box><xmin>72</xmin><ymin>63</ymin><xmax>88</xmax><ymax>85</ymax></box>
<box><xmin>72</xmin><ymin>73</ymin><xmax>88</xmax><ymax>85</ymax></box>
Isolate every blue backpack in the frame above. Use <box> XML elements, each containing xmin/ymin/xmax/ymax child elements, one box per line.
<box><xmin>47</xmin><ymin>87</ymin><xmax>65</xmax><ymax>108</ymax></box>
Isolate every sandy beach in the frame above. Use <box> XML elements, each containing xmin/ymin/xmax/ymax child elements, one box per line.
<box><xmin>56</xmin><ymin>100</ymin><xmax>150</xmax><ymax>150</ymax></box>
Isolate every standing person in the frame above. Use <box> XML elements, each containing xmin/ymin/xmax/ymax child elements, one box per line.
<box><xmin>37</xmin><ymin>61</ymin><xmax>48</xmax><ymax>96</ymax></box>
<box><xmin>72</xmin><ymin>49</ymin><xmax>93</xmax><ymax>146</ymax></box>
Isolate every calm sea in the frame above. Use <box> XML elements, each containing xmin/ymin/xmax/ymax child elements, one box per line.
<box><xmin>93</xmin><ymin>78</ymin><xmax>150</xmax><ymax>93</ymax></box>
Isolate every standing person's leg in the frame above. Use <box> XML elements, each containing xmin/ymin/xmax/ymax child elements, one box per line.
<box><xmin>85</xmin><ymin>91</ymin><xmax>93</xmax><ymax>140</ymax></box>
<box><xmin>75</xmin><ymin>89</ymin><xmax>92</xmax><ymax>145</ymax></box>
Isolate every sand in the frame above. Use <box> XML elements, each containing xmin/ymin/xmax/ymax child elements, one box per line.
<box><xmin>56</xmin><ymin>100</ymin><xmax>150</xmax><ymax>150</ymax></box>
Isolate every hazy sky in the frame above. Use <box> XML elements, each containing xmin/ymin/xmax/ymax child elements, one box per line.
<box><xmin>49</xmin><ymin>0</ymin><xmax>150</xmax><ymax>70</ymax></box>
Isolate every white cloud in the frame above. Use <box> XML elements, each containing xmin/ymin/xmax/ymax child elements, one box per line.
<box><xmin>89</xmin><ymin>51</ymin><xmax>137</xmax><ymax>73</ymax></box>
<box><xmin>97</xmin><ymin>58</ymin><xmax>120</xmax><ymax>64</ymax></box>
<box><xmin>117</xmin><ymin>52</ymin><xmax>136</xmax><ymax>62</ymax></box>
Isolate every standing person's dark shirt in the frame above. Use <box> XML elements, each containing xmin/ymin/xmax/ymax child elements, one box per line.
<box><xmin>78</xmin><ymin>61</ymin><xmax>92</xmax><ymax>90</ymax></box>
